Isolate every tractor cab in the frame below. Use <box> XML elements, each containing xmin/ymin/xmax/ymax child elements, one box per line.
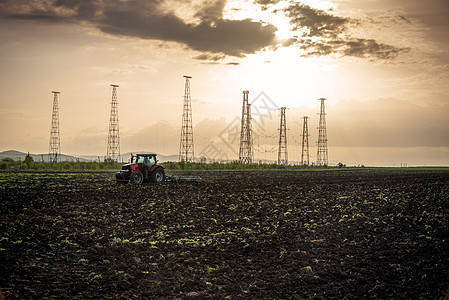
<box><xmin>116</xmin><ymin>153</ymin><xmax>165</xmax><ymax>184</ymax></box>
<box><xmin>134</xmin><ymin>154</ymin><xmax>155</xmax><ymax>165</ymax></box>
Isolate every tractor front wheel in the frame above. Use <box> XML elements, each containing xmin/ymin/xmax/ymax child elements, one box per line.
<box><xmin>130</xmin><ymin>171</ymin><xmax>144</xmax><ymax>184</ymax></box>
<box><xmin>152</xmin><ymin>168</ymin><xmax>165</xmax><ymax>183</ymax></box>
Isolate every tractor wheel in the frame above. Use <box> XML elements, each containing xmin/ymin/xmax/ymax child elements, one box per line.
<box><xmin>151</xmin><ymin>168</ymin><xmax>165</xmax><ymax>183</ymax></box>
<box><xmin>130</xmin><ymin>171</ymin><xmax>144</xmax><ymax>184</ymax></box>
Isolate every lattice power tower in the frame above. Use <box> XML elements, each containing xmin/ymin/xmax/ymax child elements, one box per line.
<box><xmin>239</xmin><ymin>90</ymin><xmax>253</xmax><ymax>164</ymax></box>
<box><xmin>179</xmin><ymin>76</ymin><xmax>194</xmax><ymax>162</ymax></box>
<box><xmin>49</xmin><ymin>91</ymin><xmax>61</xmax><ymax>163</ymax></box>
<box><xmin>107</xmin><ymin>84</ymin><xmax>120</xmax><ymax>161</ymax></box>
<box><xmin>316</xmin><ymin>98</ymin><xmax>328</xmax><ymax>166</ymax></box>
<box><xmin>278</xmin><ymin>107</ymin><xmax>288</xmax><ymax>165</ymax></box>
<box><xmin>301</xmin><ymin>116</ymin><xmax>310</xmax><ymax>165</ymax></box>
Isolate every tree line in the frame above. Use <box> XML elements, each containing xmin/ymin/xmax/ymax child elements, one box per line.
<box><xmin>0</xmin><ymin>154</ymin><xmax>346</xmax><ymax>171</ymax></box>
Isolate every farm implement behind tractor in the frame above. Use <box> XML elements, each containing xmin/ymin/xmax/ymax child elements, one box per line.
<box><xmin>165</xmin><ymin>174</ymin><xmax>202</xmax><ymax>182</ymax></box>
<box><xmin>115</xmin><ymin>153</ymin><xmax>201</xmax><ymax>184</ymax></box>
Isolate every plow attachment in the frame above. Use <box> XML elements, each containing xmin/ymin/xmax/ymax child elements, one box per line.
<box><xmin>166</xmin><ymin>173</ymin><xmax>202</xmax><ymax>182</ymax></box>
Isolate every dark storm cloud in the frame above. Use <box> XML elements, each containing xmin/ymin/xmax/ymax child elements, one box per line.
<box><xmin>282</xmin><ymin>3</ymin><xmax>409</xmax><ymax>60</ymax></box>
<box><xmin>98</xmin><ymin>3</ymin><xmax>277</xmax><ymax>56</ymax></box>
<box><xmin>0</xmin><ymin>0</ymin><xmax>277</xmax><ymax>57</ymax></box>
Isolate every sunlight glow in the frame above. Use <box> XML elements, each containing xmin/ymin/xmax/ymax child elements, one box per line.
<box><xmin>223</xmin><ymin>0</ymin><xmax>295</xmax><ymax>41</ymax></box>
<box><xmin>300</xmin><ymin>0</ymin><xmax>336</xmax><ymax>11</ymax></box>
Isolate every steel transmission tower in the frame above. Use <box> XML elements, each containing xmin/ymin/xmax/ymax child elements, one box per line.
<box><xmin>316</xmin><ymin>98</ymin><xmax>328</xmax><ymax>166</ymax></box>
<box><xmin>49</xmin><ymin>91</ymin><xmax>61</xmax><ymax>163</ymax></box>
<box><xmin>301</xmin><ymin>116</ymin><xmax>310</xmax><ymax>165</ymax></box>
<box><xmin>107</xmin><ymin>84</ymin><xmax>120</xmax><ymax>161</ymax></box>
<box><xmin>179</xmin><ymin>76</ymin><xmax>194</xmax><ymax>162</ymax></box>
<box><xmin>239</xmin><ymin>90</ymin><xmax>253</xmax><ymax>164</ymax></box>
<box><xmin>278</xmin><ymin>107</ymin><xmax>288</xmax><ymax>165</ymax></box>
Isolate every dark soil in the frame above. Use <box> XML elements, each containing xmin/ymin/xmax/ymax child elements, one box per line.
<box><xmin>1</xmin><ymin>169</ymin><xmax>449</xmax><ymax>299</ymax></box>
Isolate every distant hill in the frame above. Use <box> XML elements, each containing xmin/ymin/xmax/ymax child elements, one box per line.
<box><xmin>0</xmin><ymin>150</ymin><xmax>179</xmax><ymax>163</ymax></box>
<box><xmin>0</xmin><ymin>150</ymin><xmax>26</xmax><ymax>158</ymax></box>
<box><xmin>0</xmin><ymin>150</ymin><xmax>89</xmax><ymax>162</ymax></box>
<box><xmin>158</xmin><ymin>154</ymin><xmax>179</xmax><ymax>162</ymax></box>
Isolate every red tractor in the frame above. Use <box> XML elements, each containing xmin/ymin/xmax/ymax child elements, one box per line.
<box><xmin>115</xmin><ymin>153</ymin><xmax>165</xmax><ymax>184</ymax></box>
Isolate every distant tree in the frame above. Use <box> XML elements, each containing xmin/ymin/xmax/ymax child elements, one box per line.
<box><xmin>179</xmin><ymin>160</ymin><xmax>185</xmax><ymax>170</ymax></box>
<box><xmin>23</xmin><ymin>153</ymin><xmax>34</xmax><ymax>168</ymax></box>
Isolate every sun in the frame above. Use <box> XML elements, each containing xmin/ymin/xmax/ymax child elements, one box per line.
<box><xmin>216</xmin><ymin>0</ymin><xmax>346</xmax><ymax>111</ymax></box>
<box><xmin>222</xmin><ymin>0</ymin><xmax>338</xmax><ymax>42</ymax></box>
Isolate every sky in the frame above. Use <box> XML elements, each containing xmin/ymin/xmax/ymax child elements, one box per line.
<box><xmin>0</xmin><ymin>0</ymin><xmax>448</xmax><ymax>166</ymax></box>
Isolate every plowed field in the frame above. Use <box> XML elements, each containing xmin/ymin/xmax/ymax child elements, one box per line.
<box><xmin>1</xmin><ymin>169</ymin><xmax>448</xmax><ymax>299</ymax></box>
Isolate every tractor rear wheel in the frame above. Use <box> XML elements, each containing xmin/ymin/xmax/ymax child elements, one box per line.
<box><xmin>152</xmin><ymin>168</ymin><xmax>165</xmax><ymax>183</ymax></box>
<box><xmin>130</xmin><ymin>171</ymin><xmax>144</xmax><ymax>184</ymax></box>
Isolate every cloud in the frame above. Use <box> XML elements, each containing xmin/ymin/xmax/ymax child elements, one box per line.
<box><xmin>121</xmin><ymin>121</ymin><xmax>179</xmax><ymax>155</ymax></box>
<box><xmin>253</xmin><ymin>0</ymin><xmax>281</xmax><ymax>5</ymax></box>
<box><xmin>193</xmin><ymin>53</ymin><xmax>226</xmax><ymax>61</ymax></box>
<box><xmin>119</xmin><ymin>118</ymin><xmax>229</xmax><ymax>156</ymax></box>
<box><xmin>328</xmin><ymin>98</ymin><xmax>449</xmax><ymax>147</ymax></box>
<box><xmin>53</xmin><ymin>0</ymin><xmax>100</xmax><ymax>20</ymax></box>
<box><xmin>342</xmin><ymin>38</ymin><xmax>409</xmax><ymax>59</ymax></box>
<box><xmin>397</xmin><ymin>15</ymin><xmax>411</xmax><ymax>23</ymax></box>
<box><xmin>194</xmin><ymin>117</ymin><xmax>227</xmax><ymax>140</ymax></box>
<box><xmin>282</xmin><ymin>3</ymin><xmax>409</xmax><ymax>60</ymax></box>
<box><xmin>98</xmin><ymin>3</ymin><xmax>278</xmax><ymax>57</ymax></box>
<box><xmin>282</xmin><ymin>38</ymin><xmax>297</xmax><ymax>47</ymax></box>
<box><xmin>0</xmin><ymin>0</ymin><xmax>100</xmax><ymax>20</ymax></box>
<box><xmin>0</xmin><ymin>0</ymin><xmax>412</xmax><ymax>61</ymax></box>
<box><xmin>253</xmin><ymin>0</ymin><xmax>281</xmax><ymax>11</ymax></box>
<box><xmin>284</xmin><ymin>3</ymin><xmax>350</xmax><ymax>39</ymax></box>
<box><xmin>194</xmin><ymin>0</ymin><xmax>227</xmax><ymax>21</ymax></box>
<box><xmin>0</xmin><ymin>0</ymin><xmax>278</xmax><ymax>57</ymax></box>
<box><xmin>299</xmin><ymin>38</ymin><xmax>410</xmax><ymax>60</ymax></box>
